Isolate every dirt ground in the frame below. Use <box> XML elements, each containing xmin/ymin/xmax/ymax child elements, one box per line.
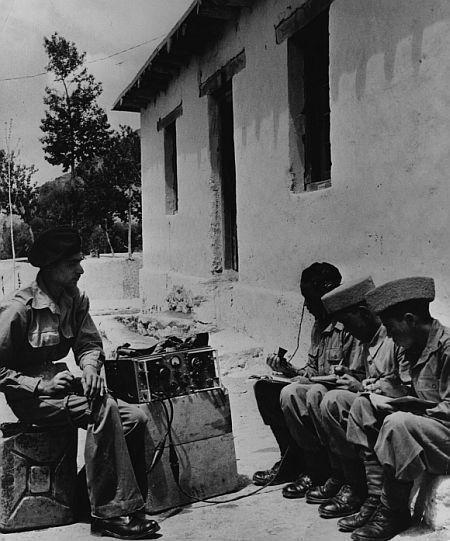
<box><xmin>1</xmin><ymin>308</ymin><xmax>449</xmax><ymax>541</ymax></box>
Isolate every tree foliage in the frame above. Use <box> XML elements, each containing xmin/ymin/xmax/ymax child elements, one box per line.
<box><xmin>40</xmin><ymin>33</ymin><xmax>111</xmax><ymax>176</ymax></box>
<box><xmin>0</xmin><ymin>149</ymin><xmax>38</xmax><ymax>227</ymax></box>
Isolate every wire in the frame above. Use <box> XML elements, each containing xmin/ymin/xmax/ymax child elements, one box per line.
<box><xmin>286</xmin><ymin>300</ymin><xmax>306</xmax><ymax>363</ymax></box>
<box><xmin>161</xmin><ymin>395</ymin><xmax>291</xmax><ymax>506</ymax></box>
<box><xmin>0</xmin><ymin>34</ymin><xmax>166</xmax><ymax>83</ymax></box>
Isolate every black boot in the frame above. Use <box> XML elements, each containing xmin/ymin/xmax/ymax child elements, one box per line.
<box><xmin>338</xmin><ymin>495</ymin><xmax>380</xmax><ymax>532</ymax></box>
<box><xmin>282</xmin><ymin>447</ymin><xmax>328</xmax><ymax>499</ymax></box>
<box><xmin>351</xmin><ymin>474</ymin><xmax>412</xmax><ymax>541</ymax></box>
<box><xmin>350</xmin><ymin>502</ymin><xmax>411</xmax><ymax>541</ymax></box>
<box><xmin>338</xmin><ymin>452</ymin><xmax>384</xmax><ymax>531</ymax></box>
<box><xmin>253</xmin><ymin>459</ymin><xmax>296</xmax><ymax>486</ymax></box>
<box><xmin>306</xmin><ymin>477</ymin><xmax>342</xmax><ymax>504</ymax></box>
<box><xmin>319</xmin><ymin>484</ymin><xmax>362</xmax><ymax>518</ymax></box>
<box><xmin>282</xmin><ymin>473</ymin><xmax>314</xmax><ymax>499</ymax></box>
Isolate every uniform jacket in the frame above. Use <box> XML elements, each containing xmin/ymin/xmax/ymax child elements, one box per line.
<box><xmin>0</xmin><ymin>274</ymin><xmax>104</xmax><ymax>399</ymax></box>
<box><xmin>304</xmin><ymin>320</ymin><xmax>363</xmax><ymax>376</ymax></box>
<box><xmin>405</xmin><ymin>318</ymin><xmax>450</xmax><ymax>426</ymax></box>
<box><xmin>360</xmin><ymin>324</ymin><xmax>409</xmax><ymax>392</ymax></box>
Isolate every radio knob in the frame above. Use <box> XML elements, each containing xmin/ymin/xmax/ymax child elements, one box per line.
<box><xmin>159</xmin><ymin>367</ymin><xmax>170</xmax><ymax>380</ymax></box>
<box><xmin>191</xmin><ymin>357</ymin><xmax>204</xmax><ymax>369</ymax></box>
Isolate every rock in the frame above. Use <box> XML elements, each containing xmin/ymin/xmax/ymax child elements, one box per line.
<box><xmin>411</xmin><ymin>473</ymin><xmax>450</xmax><ymax>529</ymax></box>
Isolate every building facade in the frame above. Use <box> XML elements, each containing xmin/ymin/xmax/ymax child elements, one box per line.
<box><xmin>115</xmin><ymin>0</ymin><xmax>450</xmax><ymax>350</ymax></box>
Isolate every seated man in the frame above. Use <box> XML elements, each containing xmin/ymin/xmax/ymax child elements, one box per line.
<box><xmin>315</xmin><ymin>277</ymin><xmax>407</xmax><ymax>524</ymax></box>
<box><xmin>346</xmin><ymin>277</ymin><xmax>450</xmax><ymax>541</ymax></box>
<box><xmin>0</xmin><ymin>227</ymin><xmax>159</xmax><ymax>540</ymax></box>
<box><xmin>253</xmin><ymin>262</ymin><xmax>362</xmax><ymax>489</ymax></box>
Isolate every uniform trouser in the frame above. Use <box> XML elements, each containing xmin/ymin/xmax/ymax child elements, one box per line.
<box><xmin>253</xmin><ymin>379</ymin><xmax>304</xmax><ymax>469</ymax></box>
<box><xmin>6</xmin><ymin>391</ymin><xmax>147</xmax><ymax>519</ymax></box>
<box><xmin>279</xmin><ymin>382</ymin><xmax>335</xmax><ymax>480</ymax></box>
<box><xmin>348</xmin><ymin>396</ymin><xmax>450</xmax><ymax>481</ymax></box>
<box><xmin>320</xmin><ymin>389</ymin><xmax>368</xmax><ymax>495</ymax></box>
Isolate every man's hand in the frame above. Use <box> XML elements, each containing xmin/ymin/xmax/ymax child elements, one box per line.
<box><xmin>37</xmin><ymin>370</ymin><xmax>74</xmax><ymax>396</ymax></box>
<box><xmin>336</xmin><ymin>374</ymin><xmax>363</xmax><ymax>392</ymax></box>
<box><xmin>82</xmin><ymin>366</ymin><xmax>106</xmax><ymax>400</ymax></box>
<box><xmin>363</xmin><ymin>378</ymin><xmax>407</xmax><ymax>398</ymax></box>
<box><xmin>369</xmin><ymin>393</ymin><xmax>394</xmax><ymax>412</ymax></box>
<box><xmin>266</xmin><ymin>353</ymin><xmax>297</xmax><ymax>377</ymax></box>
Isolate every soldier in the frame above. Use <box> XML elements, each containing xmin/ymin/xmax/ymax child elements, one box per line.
<box><xmin>0</xmin><ymin>228</ymin><xmax>159</xmax><ymax>539</ymax></box>
<box><xmin>347</xmin><ymin>277</ymin><xmax>450</xmax><ymax>541</ymax></box>
<box><xmin>314</xmin><ymin>277</ymin><xmax>406</xmax><ymax>525</ymax></box>
<box><xmin>253</xmin><ymin>262</ymin><xmax>362</xmax><ymax>497</ymax></box>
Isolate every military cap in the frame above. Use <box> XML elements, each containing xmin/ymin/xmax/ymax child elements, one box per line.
<box><xmin>322</xmin><ymin>276</ymin><xmax>375</xmax><ymax>315</ymax></box>
<box><xmin>28</xmin><ymin>227</ymin><xmax>82</xmax><ymax>268</ymax></box>
<box><xmin>365</xmin><ymin>277</ymin><xmax>435</xmax><ymax>314</ymax></box>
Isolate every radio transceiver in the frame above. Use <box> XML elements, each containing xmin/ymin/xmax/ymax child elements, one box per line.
<box><xmin>104</xmin><ymin>346</ymin><xmax>221</xmax><ymax>403</ymax></box>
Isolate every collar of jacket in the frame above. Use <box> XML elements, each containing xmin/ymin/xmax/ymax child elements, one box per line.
<box><xmin>321</xmin><ymin>320</ymin><xmax>344</xmax><ymax>335</ymax></box>
<box><xmin>365</xmin><ymin>324</ymin><xmax>387</xmax><ymax>358</ymax></box>
<box><xmin>19</xmin><ymin>273</ymin><xmax>76</xmax><ymax>315</ymax></box>
<box><xmin>413</xmin><ymin>318</ymin><xmax>446</xmax><ymax>369</ymax></box>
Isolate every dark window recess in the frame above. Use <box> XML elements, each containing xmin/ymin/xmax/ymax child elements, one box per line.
<box><xmin>164</xmin><ymin>121</ymin><xmax>178</xmax><ymax>214</ymax></box>
<box><xmin>214</xmin><ymin>81</ymin><xmax>238</xmax><ymax>271</ymax></box>
<box><xmin>288</xmin><ymin>8</ymin><xmax>331</xmax><ymax>191</ymax></box>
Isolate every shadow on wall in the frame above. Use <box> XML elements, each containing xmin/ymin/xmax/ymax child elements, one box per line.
<box><xmin>331</xmin><ymin>0</ymin><xmax>450</xmax><ymax>101</ymax></box>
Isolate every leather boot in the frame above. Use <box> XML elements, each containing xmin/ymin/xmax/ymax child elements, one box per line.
<box><xmin>319</xmin><ymin>484</ymin><xmax>362</xmax><ymax>518</ymax></box>
<box><xmin>351</xmin><ymin>473</ymin><xmax>412</xmax><ymax>541</ymax></box>
<box><xmin>338</xmin><ymin>452</ymin><xmax>384</xmax><ymax>531</ymax></box>
<box><xmin>253</xmin><ymin>458</ymin><xmax>298</xmax><ymax>486</ymax></box>
<box><xmin>350</xmin><ymin>503</ymin><xmax>411</xmax><ymax>541</ymax></box>
<box><xmin>282</xmin><ymin>473</ymin><xmax>314</xmax><ymax>499</ymax></box>
<box><xmin>338</xmin><ymin>495</ymin><xmax>380</xmax><ymax>532</ymax></box>
<box><xmin>306</xmin><ymin>477</ymin><xmax>342</xmax><ymax>504</ymax></box>
<box><xmin>91</xmin><ymin>513</ymin><xmax>160</xmax><ymax>539</ymax></box>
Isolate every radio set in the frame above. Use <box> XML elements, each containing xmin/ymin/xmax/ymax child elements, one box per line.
<box><xmin>104</xmin><ymin>342</ymin><xmax>221</xmax><ymax>403</ymax></box>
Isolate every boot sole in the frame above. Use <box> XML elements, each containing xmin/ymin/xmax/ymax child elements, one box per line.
<box><xmin>319</xmin><ymin>508</ymin><xmax>360</xmax><ymax>519</ymax></box>
<box><xmin>306</xmin><ymin>495</ymin><xmax>332</xmax><ymax>504</ymax></box>
<box><xmin>350</xmin><ymin>523</ymin><xmax>410</xmax><ymax>541</ymax></box>
<box><xmin>91</xmin><ymin>524</ymin><xmax>161</xmax><ymax>539</ymax></box>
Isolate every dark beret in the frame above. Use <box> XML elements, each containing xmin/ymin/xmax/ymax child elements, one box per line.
<box><xmin>28</xmin><ymin>227</ymin><xmax>82</xmax><ymax>268</ymax></box>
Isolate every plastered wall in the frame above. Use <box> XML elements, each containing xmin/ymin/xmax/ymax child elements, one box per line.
<box><xmin>140</xmin><ymin>0</ymin><xmax>450</xmax><ymax>355</ymax></box>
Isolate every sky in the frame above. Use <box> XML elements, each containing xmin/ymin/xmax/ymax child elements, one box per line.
<box><xmin>0</xmin><ymin>0</ymin><xmax>192</xmax><ymax>184</ymax></box>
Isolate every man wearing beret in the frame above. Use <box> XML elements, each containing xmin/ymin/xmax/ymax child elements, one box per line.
<box><xmin>345</xmin><ymin>277</ymin><xmax>450</xmax><ymax>541</ymax></box>
<box><xmin>253</xmin><ymin>262</ymin><xmax>363</xmax><ymax>498</ymax></box>
<box><xmin>0</xmin><ymin>227</ymin><xmax>159</xmax><ymax>539</ymax></box>
<box><xmin>315</xmin><ymin>277</ymin><xmax>407</xmax><ymax>526</ymax></box>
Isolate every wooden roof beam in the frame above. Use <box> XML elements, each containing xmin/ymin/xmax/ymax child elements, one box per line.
<box><xmin>223</xmin><ymin>0</ymin><xmax>253</xmax><ymax>6</ymax></box>
<box><xmin>198</xmin><ymin>5</ymin><xmax>239</xmax><ymax>21</ymax></box>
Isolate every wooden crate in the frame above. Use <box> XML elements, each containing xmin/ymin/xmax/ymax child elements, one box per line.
<box><xmin>140</xmin><ymin>388</ymin><xmax>239</xmax><ymax>512</ymax></box>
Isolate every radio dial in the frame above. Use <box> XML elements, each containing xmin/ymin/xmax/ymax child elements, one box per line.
<box><xmin>170</xmin><ymin>356</ymin><xmax>181</xmax><ymax>367</ymax></box>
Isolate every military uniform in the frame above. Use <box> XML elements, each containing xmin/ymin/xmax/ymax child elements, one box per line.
<box><xmin>254</xmin><ymin>318</ymin><xmax>361</xmax><ymax>485</ymax></box>
<box><xmin>349</xmin><ymin>318</ymin><xmax>450</xmax><ymax>480</ymax></box>
<box><xmin>0</xmin><ymin>276</ymin><xmax>148</xmax><ymax>520</ymax></box>
<box><xmin>277</xmin><ymin>320</ymin><xmax>363</xmax><ymax>495</ymax></box>
<box><xmin>346</xmin><ymin>277</ymin><xmax>449</xmax><ymax>541</ymax></box>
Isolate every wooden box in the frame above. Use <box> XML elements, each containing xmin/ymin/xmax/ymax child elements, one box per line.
<box><xmin>140</xmin><ymin>388</ymin><xmax>239</xmax><ymax>512</ymax></box>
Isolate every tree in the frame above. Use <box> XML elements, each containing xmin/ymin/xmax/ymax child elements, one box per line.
<box><xmin>0</xmin><ymin>148</ymin><xmax>38</xmax><ymax>233</ymax></box>
<box><xmin>80</xmin><ymin>126</ymin><xmax>141</xmax><ymax>257</ymax></box>
<box><xmin>40</xmin><ymin>33</ymin><xmax>111</xmax><ymax>178</ymax></box>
